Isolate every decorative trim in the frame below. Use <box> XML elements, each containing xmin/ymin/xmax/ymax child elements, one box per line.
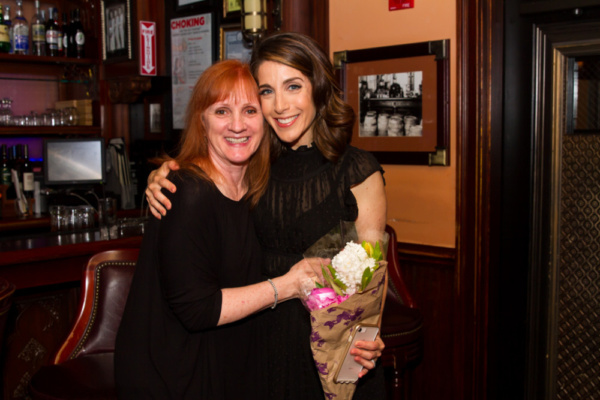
<box><xmin>108</xmin><ymin>77</ymin><xmax>152</xmax><ymax>103</ymax></box>
<box><xmin>69</xmin><ymin>260</ymin><xmax>137</xmax><ymax>359</ymax></box>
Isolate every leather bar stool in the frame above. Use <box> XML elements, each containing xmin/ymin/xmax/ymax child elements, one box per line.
<box><xmin>380</xmin><ymin>226</ymin><xmax>424</xmax><ymax>400</ymax></box>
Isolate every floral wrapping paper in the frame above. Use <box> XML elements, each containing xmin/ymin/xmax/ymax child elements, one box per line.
<box><xmin>309</xmin><ymin>261</ymin><xmax>388</xmax><ymax>400</ymax></box>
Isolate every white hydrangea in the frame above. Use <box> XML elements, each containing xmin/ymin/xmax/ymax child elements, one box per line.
<box><xmin>331</xmin><ymin>241</ymin><xmax>377</xmax><ymax>295</ymax></box>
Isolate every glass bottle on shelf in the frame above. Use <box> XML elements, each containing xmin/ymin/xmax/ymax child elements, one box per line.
<box><xmin>31</xmin><ymin>0</ymin><xmax>46</xmax><ymax>56</ymax></box>
<box><xmin>12</xmin><ymin>0</ymin><xmax>29</xmax><ymax>55</ymax></box>
<box><xmin>65</xmin><ymin>10</ymin><xmax>74</xmax><ymax>57</ymax></box>
<box><xmin>45</xmin><ymin>7</ymin><xmax>60</xmax><ymax>56</ymax></box>
<box><xmin>72</xmin><ymin>9</ymin><xmax>84</xmax><ymax>58</ymax></box>
<box><xmin>57</xmin><ymin>9</ymin><xmax>64</xmax><ymax>56</ymax></box>
<box><xmin>58</xmin><ymin>13</ymin><xmax>69</xmax><ymax>57</ymax></box>
<box><xmin>3</xmin><ymin>5</ymin><xmax>12</xmax><ymax>54</ymax></box>
<box><xmin>6</xmin><ymin>145</ymin><xmax>21</xmax><ymax>200</ymax></box>
<box><xmin>22</xmin><ymin>144</ymin><xmax>34</xmax><ymax>202</ymax></box>
<box><xmin>0</xmin><ymin>5</ymin><xmax>10</xmax><ymax>53</ymax></box>
<box><xmin>1</xmin><ymin>144</ymin><xmax>11</xmax><ymax>187</ymax></box>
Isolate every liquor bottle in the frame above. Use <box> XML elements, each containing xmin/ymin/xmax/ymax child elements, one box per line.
<box><xmin>61</xmin><ymin>12</ymin><xmax>69</xmax><ymax>57</ymax></box>
<box><xmin>31</xmin><ymin>0</ymin><xmax>46</xmax><ymax>56</ymax></box>
<box><xmin>0</xmin><ymin>5</ymin><xmax>10</xmax><ymax>53</ymax></box>
<box><xmin>72</xmin><ymin>9</ymin><xmax>84</xmax><ymax>58</ymax></box>
<box><xmin>3</xmin><ymin>5</ymin><xmax>12</xmax><ymax>54</ymax></box>
<box><xmin>45</xmin><ymin>8</ymin><xmax>60</xmax><ymax>56</ymax></box>
<box><xmin>12</xmin><ymin>0</ymin><xmax>29</xmax><ymax>55</ymax></box>
<box><xmin>22</xmin><ymin>144</ymin><xmax>34</xmax><ymax>201</ymax></box>
<box><xmin>1</xmin><ymin>144</ymin><xmax>11</xmax><ymax>187</ymax></box>
<box><xmin>66</xmin><ymin>10</ymin><xmax>74</xmax><ymax>57</ymax></box>
<box><xmin>6</xmin><ymin>145</ymin><xmax>19</xmax><ymax>199</ymax></box>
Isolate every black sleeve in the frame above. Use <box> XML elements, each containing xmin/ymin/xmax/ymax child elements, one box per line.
<box><xmin>156</xmin><ymin>172</ymin><xmax>223</xmax><ymax>332</ymax></box>
<box><xmin>343</xmin><ymin>146</ymin><xmax>385</xmax><ymax>188</ymax></box>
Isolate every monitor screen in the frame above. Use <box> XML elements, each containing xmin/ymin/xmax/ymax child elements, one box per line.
<box><xmin>44</xmin><ymin>138</ymin><xmax>106</xmax><ymax>185</ymax></box>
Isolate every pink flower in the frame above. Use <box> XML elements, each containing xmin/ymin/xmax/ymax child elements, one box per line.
<box><xmin>305</xmin><ymin>288</ymin><xmax>339</xmax><ymax>311</ymax></box>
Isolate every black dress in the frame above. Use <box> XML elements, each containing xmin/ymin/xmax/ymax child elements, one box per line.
<box><xmin>253</xmin><ymin>145</ymin><xmax>387</xmax><ymax>400</ymax></box>
<box><xmin>115</xmin><ymin>171</ymin><xmax>266</xmax><ymax>399</ymax></box>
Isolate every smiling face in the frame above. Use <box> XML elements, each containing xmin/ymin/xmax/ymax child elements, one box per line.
<box><xmin>257</xmin><ymin>61</ymin><xmax>317</xmax><ymax>149</ymax></box>
<box><xmin>203</xmin><ymin>95</ymin><xmax>264</xmax><ymax>171</ymax></box>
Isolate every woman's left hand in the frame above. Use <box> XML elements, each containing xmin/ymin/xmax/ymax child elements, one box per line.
<box><xmin>351</xmin><ymin>336</ymin><xmax>385</xmax><ymax>378</ymax></box>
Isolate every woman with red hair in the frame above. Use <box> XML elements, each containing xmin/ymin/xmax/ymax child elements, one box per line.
<box><xmin>114</xmin><ymin>60</ymin><xmax>323</xmax><ymax>399</ymax></box>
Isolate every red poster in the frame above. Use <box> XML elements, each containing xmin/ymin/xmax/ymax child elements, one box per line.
<box><xmin>140</xmin><ymin>21</ymin><xmax>157</xmax><ymax>76</ymax></box>
<box><xmin>389</xmin><ymin>0</ymin><xmax>414</xmax><ymax>11</ymax></box>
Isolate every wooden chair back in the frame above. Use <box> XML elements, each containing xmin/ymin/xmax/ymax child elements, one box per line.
<box><xmin>385</xmin><ymin>225</ymin><xmax>416</xmax><ymax>308</ymax></box>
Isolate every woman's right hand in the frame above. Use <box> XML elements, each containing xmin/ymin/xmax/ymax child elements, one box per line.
<box><xmin>145</xmin><ymin>160</ymin><xmax>180</xmax><ymax>219</ymax></box>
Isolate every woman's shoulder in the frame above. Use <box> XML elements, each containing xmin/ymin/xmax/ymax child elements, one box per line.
<box><xmin>341</xmin><ymin>145</ymin><xmax>381</xmax><ymax>169</ymax></box>
<box><xmin>165</xmin><ymin>169</ymin><xmax>215</xmax><ymax>201</ymax></box>
<box><xmin>338</xmin><ymin>145</ymin><xmax>384</xmax><ymax>184</ymax></box>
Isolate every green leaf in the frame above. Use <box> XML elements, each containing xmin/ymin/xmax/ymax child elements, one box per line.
<box><xmin>315</xmin><ymin>281</ymin><xmax>324</xmax><ymax>288</ymax></box>
<box><xmin>322</xmin><ymin>264</ymin><xmax>348</xmax><ymax>296</ymax></box>
<box><xmin>326</xmin><ymin>264</ymin><xmax>347</xmax><ymax>291</ymax></box>
<box><xmin>360</xmin><ymin>267</ymin><xmax>373</xmax><ymax>291</ymax></box>
<box><xmin>372</xmin><ymin>241</ymin><xmax>383</xmax><ymax>262</ymax></box>
<box><xmin>322</xmin><ymin>265</ymin><xmax>344</xmax><ymax>296</ymax></box>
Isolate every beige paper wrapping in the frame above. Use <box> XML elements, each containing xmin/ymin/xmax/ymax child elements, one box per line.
<box><xmin>309</xmin><ymin>261</ymin><xmax>388</xmax><ymax>400</ymax></box>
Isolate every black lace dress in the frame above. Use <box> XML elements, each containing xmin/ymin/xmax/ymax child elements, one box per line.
<box><xmin>253</xmin><ymin>145</ymin><xmax>387</xmax><ymax>400</ymax></box>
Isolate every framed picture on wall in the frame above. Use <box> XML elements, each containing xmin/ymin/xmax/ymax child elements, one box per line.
<box><xmin>101</xmin><ymin>0</ymin><xmax>132</xmax><ymax>62</ymax></box>
<box><xmin>145</xmin><ymin>95</ymin><xmax>165</xmax><ymax>139</ymax></box>
<box><xmin>176</xmin><ymin>0</ymin><xmax>213</xmax><ymax>12</ymax></box>
<box><xmin>334</xmin><ymin>39</ymin><xmax>450</xmax><ymax>166</ymax></box>
<box><xmin>220</xmin><ymin>24</ymin><xmax>252</xmax><ymax>62</ymax></box>
<box><xmin>223</xmin><ymin>0</ymin><xmax>242</xmax><ymax>18</ymax></box>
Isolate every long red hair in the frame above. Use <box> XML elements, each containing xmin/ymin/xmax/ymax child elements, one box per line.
<box><xmin>171</xmin><ymin>59</ymin><xmax>270</xmax><ymax>207</ymax></box>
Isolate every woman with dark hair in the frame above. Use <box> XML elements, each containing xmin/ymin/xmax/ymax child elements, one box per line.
<box><xmin>114</xmin><ymin>59</ymin><xmax>323</xmax><ymax>399</ymax></box>
<box><xmin>146</xmin><ymin>33</ymin><xmax>387</xmax><ymax>399</ymax></box>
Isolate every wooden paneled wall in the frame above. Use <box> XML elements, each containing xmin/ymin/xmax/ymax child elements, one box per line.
<box><xmin>397</xmin><ymin>242</ymin><xmax>457</xmax><ymax>400</ymax></box>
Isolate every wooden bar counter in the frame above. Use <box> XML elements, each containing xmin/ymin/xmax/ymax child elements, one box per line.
<box><xmin>0</xmin><ymin>224</ymin><xmax>143</xmax><ymax>400</ymax></box>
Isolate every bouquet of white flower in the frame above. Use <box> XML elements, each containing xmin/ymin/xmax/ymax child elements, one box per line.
<box><xmin>302</xmin><ymin>221</ymin><xmax>388</xmax><ymax>400</ymax></box>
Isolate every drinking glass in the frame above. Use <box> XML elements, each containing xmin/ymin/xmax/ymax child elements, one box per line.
<box><xmin>49</xmin><ymin>205</ymin><xmax>66</xmax><ymax>232</ymax></box>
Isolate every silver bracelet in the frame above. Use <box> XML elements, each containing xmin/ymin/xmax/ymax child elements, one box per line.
<box><xmin>267</xmin><ymin>279</ymin><xmax>278</xmax><ymax>309</ymax></box>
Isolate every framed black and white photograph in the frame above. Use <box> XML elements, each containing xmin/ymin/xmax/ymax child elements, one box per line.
<box><xmin>101</xmin><ymin>0</ymin><xmax>132</xmax><ymax>61</ymax></box>
<box><xmin>220</xmin><ymin>24</ymin><xmax>251</xmax><ymax>62</ymax></box>
<box><xmin>335</xmin><ymin>39</ymin><xmax>450</xmax><ymax>165</ymax></box>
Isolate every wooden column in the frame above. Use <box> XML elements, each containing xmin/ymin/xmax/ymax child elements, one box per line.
<box><xmin>279</xmin><ymin>0</ymin><xmax>329</xmax><ymax>54</ymax></box>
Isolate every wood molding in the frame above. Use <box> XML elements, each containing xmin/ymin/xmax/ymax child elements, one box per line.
<box><xmin>107</xmin><ymin>76</ymin><xmax>152</xmax><ymax>104</ymax></box>
<box><xmin>397</xmin><ymin>242</ymin><xmax>456</xmax><ymax>265</ymax></box>
<box><xmin>457</xmin><ymin>0</ymin><xmax>504</xmax><ymax>399</ymax></box>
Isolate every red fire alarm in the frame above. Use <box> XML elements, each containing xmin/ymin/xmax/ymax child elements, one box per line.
<box><xmin>389</xmin><ymin>0</ymin><xmax>414</xmax><ymax>11</ymax></box>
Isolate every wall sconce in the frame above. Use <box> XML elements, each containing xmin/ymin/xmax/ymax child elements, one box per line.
<box><xmin>241</xmin><ymin>0</ymin><xmax>282</xmax><ymax>47</ymax></box>
<box><xmin>241</xmin><ymin>0</ymin><xmax>268</xmax><ymax>47</ymax></box>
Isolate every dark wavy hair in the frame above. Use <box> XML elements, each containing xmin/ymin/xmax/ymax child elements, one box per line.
<box><xmin>169</xmin><ymin>59</ymin><xmax>270</xmax><ymax>207</ymax></box>
<box><xmin>250</xmin><ymin>32</ymin><xmax>355</xmax><ymax>163</ymax></box>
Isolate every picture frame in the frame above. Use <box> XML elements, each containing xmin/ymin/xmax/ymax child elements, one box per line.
<box><xmin>334</xmin><ymin>39</ymin><xmax>450</xmax><ymax>166</ymax></box>
<box><xmin>145</xmin><ymin>95</ymin><xmax>165</xmax><ymax>139</ymax></box>
<box><xmin>220</xmin><ymin>24</ymin><xmax>252</xmax><ymax>62</ymax></box>
<box><xmin>223</xmin><ymin>0</ymin><xmax>242</xmax><ymax>18</ymax></box>
<box><xmin>176</xmin><ymin>0</ymin><xmax>212</xmax><ymax>12</ymax></box>
<box><xmin>101</xmin><ymin>0</ymin><xmax>132</xmax><ymax>62</ymax></box>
